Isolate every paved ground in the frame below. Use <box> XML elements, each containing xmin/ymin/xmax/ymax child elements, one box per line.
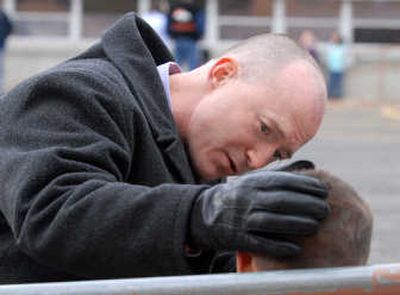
<box><xmin>294</xmin><ymin>101</ymin><xmax>400</xmax><ymax>265</ymax></box>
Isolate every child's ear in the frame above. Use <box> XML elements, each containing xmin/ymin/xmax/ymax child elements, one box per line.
<box><xmin>236</xmin><ymin>251</ymin><xmax>254</xmax><ymax>273</ymax></box>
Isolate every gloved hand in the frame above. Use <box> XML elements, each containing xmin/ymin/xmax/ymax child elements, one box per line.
<box><xmin>189</xmin><ymin>169</ymin><xmax>329</xmax><ymax>257</ymax></box>
<box><xmin>266</xmin><ymin>159</ymin><xmax>315</xmax><ymax>172</ymax></box>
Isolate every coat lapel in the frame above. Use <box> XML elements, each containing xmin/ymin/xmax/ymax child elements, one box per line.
<box><xmin>101</xmin><ymin>13</ymin><xmax>196</xmax><ymax>184</ymax></box>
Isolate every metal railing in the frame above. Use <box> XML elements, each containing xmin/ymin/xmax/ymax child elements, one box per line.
<box><xmin>0</xmin><ymin>263</ymin><xmax>399</xmax><ymax>294</ymax></box>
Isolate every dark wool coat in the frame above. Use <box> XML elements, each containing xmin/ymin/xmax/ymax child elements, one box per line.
<box><xmin>0</xmin><ymin>13</ymin><xmax>218</xmax><ymax>283</ymax></box>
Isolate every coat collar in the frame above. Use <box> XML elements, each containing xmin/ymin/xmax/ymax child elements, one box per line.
<box><xmin>101</xmin><ymin>13</ymin><xmax>196</xmax><ymax>183</ymax></box>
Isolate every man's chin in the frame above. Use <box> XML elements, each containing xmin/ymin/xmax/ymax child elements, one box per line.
<box><xmin>199</xmin><ymin>171</ymin><xmax>219</xmax><ymax>182</ymax></box>
<box><xmin>196</xmin><ymin>165</ymin><xmax>222</xmax><ymax>183</ymax></box>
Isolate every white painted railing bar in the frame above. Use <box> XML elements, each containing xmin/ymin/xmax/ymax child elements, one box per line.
<box><xmin>204</xmin><ymin>0</ymin><xmax>219</xmax><ymax>50</ymax></box>
<box><xmin>3</xmin><ymin>0</ymin><xmax>16</xmax><ymax>17</ymax></box>
<box><xmin>0</xmin><ymin>263</ymin><xmax>399</xmax><ymax>295</ymax></box>
<box><xmin>69</xmin><ymin>0</ymin><xmax>83</xmax><ymax>42</ymax></box>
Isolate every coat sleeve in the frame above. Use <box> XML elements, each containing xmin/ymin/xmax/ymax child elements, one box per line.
<box><xmin>0</xmin><ymin>65</ymin><xmax>210</xmax><ymax>279</ymax></box>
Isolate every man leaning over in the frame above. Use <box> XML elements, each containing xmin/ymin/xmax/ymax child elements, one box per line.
<box><xmin>0</xmin><ymin>13</ymin><xmax>328</xmax><ymax>283</ymax></box>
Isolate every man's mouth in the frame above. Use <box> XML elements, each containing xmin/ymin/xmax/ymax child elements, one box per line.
<box><xmin>227</xmin><ymin>155</ymin><xmax>237</xmax><ymax>174</ymax></box>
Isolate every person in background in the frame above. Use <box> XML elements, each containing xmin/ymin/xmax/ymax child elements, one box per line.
<box><xmin>237</xmin><ymin>164</ymin><xmax>373</xmax><ymax>272</ymax></box>
<box><xmin>167</xmin><ymin>0</ymin><xmax>204</xmax><ymax>70</ymax></box>
<box><xmin>298</xmin><ymin>29</ymin><xmax>320</xmax><ymax>65</ymax></box>
<box><xmin>326</xmin><ymin>32</ymin><xmax>347</xmax><ymax>100</ymax></box>
<box><xmin>141</xmin><ymin>0</ymin><xmax>171</xmax><ymax>48</ymax></box>
<box><xmin>0</xmin><ymin>8</ymin><xmax>12</xmax><ymax>94</ymax></box>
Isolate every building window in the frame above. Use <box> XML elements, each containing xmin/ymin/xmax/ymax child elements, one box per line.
<box><xmin>353</xmin><ymin>1</ymin><xmax>400</xmax><ymax>18</ymax></box>
<box><xmin>82</xmin><ymin>0</ymin><xmax>136</xmax><ymax>38</ymax></box>
<box><xmin>353</xmin><ymin>1</ymin><xmax>400</xmax><ymax>43</ymax></box>
<box><xmin>16</xmin><ymin>0</ymin><xmax>69</xmax><ymax>12</ymax></box>
<box><xmin>219</xmin><ymin>0</ymin><xmax>272</xmax><ymax>40</ymax></box>
<box><xmin>14</xmin><ymin>0</ymin><xmax>70</xmax><ymax>36</ymax></box>
<box><xmin>287</xmin><ymin>0</ymin><xmax>339</xmax><ymax>17</ymax></box>
<box><xmin>286</xmin><ymin>0</ymin><xmax>340</xmax><ymax>42</ymax></box>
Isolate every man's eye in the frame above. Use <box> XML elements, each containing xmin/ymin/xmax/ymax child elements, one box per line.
<box><xmin>260</xmin><ymin>122</ymin><xmax>271</xmax><ymax>135</ymax></box>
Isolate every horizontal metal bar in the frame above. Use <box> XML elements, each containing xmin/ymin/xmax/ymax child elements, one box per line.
<box><xmin>354</xmin><ymin>18</ymin><xmax>400</xmax><ymax>28</ymax></box>
<box><xmin>0</xmin><ymin>263</ymin><xmax>400</xmax><ymax>295</ymax></box>
<box><xmin>13</xmin><ymin>12</ymin><xmax>69</xmax><ymax>22</ymax></box>
<box><xmin>218</xmin><ymin>15</ymin><xmax>400</xmax><ymax>29</ymax></box>
<box><xmin>287</xmin><ymin>17</ymin><xmax>338</xmax><ymax>27</ymax></box>
<box><xmin>218</xmin><ymin>15</ymin><xmax>271</xmax><ymax>26</ymax></box>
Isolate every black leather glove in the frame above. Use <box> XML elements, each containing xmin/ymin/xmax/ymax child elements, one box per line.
<box><xmin>189</xmin><ymin>169</ymin><xmax>329</xmax><ymax>257</ymax></box>
<box><xmin>267</xmin><ymin>159</ymin><xmax>315</xmax><ymax>172</ymax></box>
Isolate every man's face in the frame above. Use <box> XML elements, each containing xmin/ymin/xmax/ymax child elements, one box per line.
<box><xmin>186</xmin><ymin>61</ymin><xmax>325</xmax><ymax>181</ymax></box>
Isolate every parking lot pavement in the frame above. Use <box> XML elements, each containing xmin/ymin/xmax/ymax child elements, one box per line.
<box><xmin>294</xmin><ymin>101</ymin><xmax>400</xmax><ymax>264</ymax></box>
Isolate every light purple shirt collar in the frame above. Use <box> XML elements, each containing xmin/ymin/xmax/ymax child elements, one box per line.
<box><xmin>157</xmin><ymin>62</ymin><xmax>181</xmax><ymax>109</ymax></box>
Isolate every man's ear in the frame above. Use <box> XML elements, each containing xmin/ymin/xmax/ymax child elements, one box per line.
<box><xmin>236</xmin><ymin>251</ymin><xmax>254</xmax><ymax>273</ymax></box>
<box><xmin>209</xmin><ymin>57</ymin><xmax>239</xmax><ymax>88</ymax></box>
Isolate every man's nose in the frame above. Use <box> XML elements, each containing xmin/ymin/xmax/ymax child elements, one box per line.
<box><xmin>246</xmin><ymin>146</ymin><xmax>276</xmax><ymax>170</ymax></box>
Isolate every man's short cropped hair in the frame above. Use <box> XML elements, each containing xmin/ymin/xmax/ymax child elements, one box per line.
<box><xmin>252</xmin><ymin>168</ymin><xmax>373</xmax><ymax>270</ymax></box>
<box><xmin>221</xmin><ymin>33</ymin><xmax>323</xmax><ymax>84</ymax></box>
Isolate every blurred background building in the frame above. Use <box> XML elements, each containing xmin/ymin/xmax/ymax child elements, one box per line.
<box><xmin>3</xmin><ymin>0</ymin><xmax>400</xmax><ymax>101</ymax></box>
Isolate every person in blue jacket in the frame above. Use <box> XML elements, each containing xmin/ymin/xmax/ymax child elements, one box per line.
<box><xmin>326</xmin><ymin>32</ymin><xmax>347</xmax><ymax>99</ymax></box>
